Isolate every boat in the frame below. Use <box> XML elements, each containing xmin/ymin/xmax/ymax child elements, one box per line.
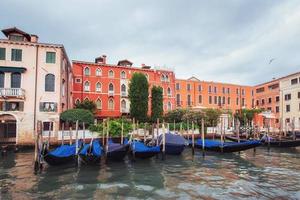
<box><xmin>106</xmin><ymin>138</ymin><xmax>130</xmax><ymax>161</ymax></box>
<box><xmin>193</xmin><ymin>139</ymin><xmax>261</xmax><ymax>153</ymax></box>
<box><xmin>158</xmin><ymin>132</ymin><xmax>187</xmax><ymax>155</ymax></box>
<box><xmin>225</xmin><ymin>135</ymin><xmax>248</xmax><ymax>142</ymax></box>
<box><xmin>130</xmin><ymin>141</ymin><xmax>161</xmax><ymax>159</ymax></box>
<box><xmin>42</xmin><ymin>142</ymin><xmax>80</xmax><ymax>166</ymax></box>
<box><xmin>79</xmin><ymin>139</ymin><xmax>103</xmax><ymax>164</ymax></box>
<box><xmin>260</xmin><ymin>137</ymin><xmax>300</xmax><ymax>148</ymax></box>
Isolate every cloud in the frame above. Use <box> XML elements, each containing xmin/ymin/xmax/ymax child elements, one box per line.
<box><xmin>1</xmin><ymin>0</ymin><xmax>300</xmax><ymax>85</ymax></box>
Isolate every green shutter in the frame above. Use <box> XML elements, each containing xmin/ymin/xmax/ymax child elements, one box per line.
<box><xmin>0</xmin><ymin>48</ymin><xmax>5</xmax><ymax>60</ymax></box>
<box><xmin>11</xmin><ymin>49</ymin><xmax>22</xmax><ymax>61</ymax></box>
<box><xmin>46</xmin><ymin>52</ymin><xmax>56</xmax><ymax>63</ymax></box>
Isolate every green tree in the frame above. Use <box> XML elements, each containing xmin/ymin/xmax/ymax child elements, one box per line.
<box><xmin>128</xmin><ymin>73</ymin><xmax>149</xmax><ymax>122</ymax></box>
<box><xmin>60</xmin><ymin>109</ymin><xmax>94</xmax><ymax>125</ymax></box>
<box><xmin>75</xmin><ymin>99</ymin><xmax>97</xmax><ymax>114</ymax></box>
<box><xmin>164</xmin><ymin>108</ymin><xmax>188</xmax><ymax>123</ymax></box>
<box><xmin>151</xmin><ymin>86</ymin><xmax>163</xmax><ymax>122</ymax></box>
<box><xmin>204</xmin><ymin>108</ymin><xmax>222</xmax><ymax>127</ymax></box>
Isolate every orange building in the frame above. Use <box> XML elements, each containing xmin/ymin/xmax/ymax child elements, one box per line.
<box><xmin>175</xmin><ymin>77</ymin><xmax>255</xmax><ymax>112</ymax></box>
<box><xmin>72</xmin><ymin>55</ymin><xmax>175</xmax><ymax>119</ymax></box>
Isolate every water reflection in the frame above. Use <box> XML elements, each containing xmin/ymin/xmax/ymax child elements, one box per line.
<box><xmin>0</xmin><ymin>147</ymin><xmax>300</xmax><ymax>199</ymax></box>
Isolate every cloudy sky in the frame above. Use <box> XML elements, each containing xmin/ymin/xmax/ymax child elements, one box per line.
<box><xmin>1</xmin><ymin>0</ymin><xmax>300</xmax><ymax>85</ymax></box>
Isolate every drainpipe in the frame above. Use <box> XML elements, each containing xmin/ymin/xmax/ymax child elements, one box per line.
<box><xmin>33</xmin><ymin>45</ymin><xmax>39</xmax><ymax>131</ymax></box>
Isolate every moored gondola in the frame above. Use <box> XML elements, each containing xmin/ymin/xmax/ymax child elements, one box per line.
<box><xmin>130</xmin><ymin>141</ymin><xmax>160</xmax><ymax>159</ymax></box>
<box><xmin>261</xmin><ymin>137</ymin><xmax>300</xmax><ymax>148</ymax></box>
<box><xmin>158</xmin><ymin>132</ymin><xmax>187</xmax><ymax>155</ymax></box>
<box><xmin>193</xmin><ymin>139</ymin><xmax>261</xmax><ymax>153</ymax></box>
<box><xmin>42</xmin><ymin>143</ymin><xmax>78</xmax><ymax>166</ymax></box>
<box><xmin>106</xmin><ymin>138</ymin><xmax>130</xmax><ymax>161</ymax></box>
<box><xmin>79</xmin><ymin>139</ymin><xmax>103</xmax><ymax>164</ymax></box>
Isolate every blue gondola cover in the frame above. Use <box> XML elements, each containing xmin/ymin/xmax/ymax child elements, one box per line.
<box><xmin>131</xmin><ymin>141</ymin><xmax>160</xmax><ymax>153</ymax></box>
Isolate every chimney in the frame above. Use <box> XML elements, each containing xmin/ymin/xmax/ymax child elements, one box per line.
<box><xmin>102</xmin><ymin>55</ymin><xmax>107</xmax><ymax>64</ymax></box>
<box><xmin>95</xmin><ymin>55</ymin><xmax>107</xmax><ymax>64</ymax></box>
<box><xmin>30</xmin><ymin>34</ymin><xmax>39</xmax><ymax>43</ymax></box>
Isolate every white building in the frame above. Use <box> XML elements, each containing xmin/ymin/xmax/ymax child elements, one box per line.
<box><xmin>0</xmin><ymin>27</ymin><xmax>72</xmax><ymax>145</ymax></box>
<box><xmin>279</xmin><ymin>72</ymin><xmax>300</xmax><ymax>131</ymax></box>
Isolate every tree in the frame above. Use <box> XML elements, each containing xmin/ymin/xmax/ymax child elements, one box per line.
<box><xmin>128</xmin><ymin>73</ymin><xmax>149</xmax><ymax>122</ymax></box>
<box><xmin>60</xmin><ymin>109</ymin><xmax>94</xmax><ymax>125</ymax></box>
<box><xmin>164</xmin><ymin>109</ymin><xmax>188</xmax><ymax>123</ymax></box>
<box><xmin>204</xmin><ymin>108</ymin><xmax>222</xmax><ymax>127</ymax></box>
<box><xmin>74</xmin><ymin>99</ymin><xmax>97</xmax><ymax>114</ymax></box>
<box><xmin>151</xmin><ymin>86</ymin><xmax>163</xmax><ymax>122</ymax></box>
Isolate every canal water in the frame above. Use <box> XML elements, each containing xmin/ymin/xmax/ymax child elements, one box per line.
<box><xmin>1</xmin><ymin>147</ymin><xmax>300</xmax><ymax>199</ymax></box>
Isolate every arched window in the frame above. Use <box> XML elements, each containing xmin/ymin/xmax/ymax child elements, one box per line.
<box><xmin>121</xmin><ymin>99</ymin><xmax>126</xmax><ymax>109</ymax></box>
<box><xmin>108</xmin><ymin>98</ymin><xmax>114</xmax><ymax>110</ymax></box>
<box><xmin>96</xmin><ymin>68</ymin><xmax>102</xmax><ymax>76</ymax></box>
<box><xmin>75</xmin><ymin>99</ymin><xmax>80</xmax><ymax>105</ymax></box>
<box><xmin>167</xmin><ymin>102</ymin><xmax>172</xmax><ymax>110</ymax></box>
<box><xmin>167</xmin><ymin>87</ymin><xmax>171</xmax><ymax>96</ymax></box>
<box><xmin>109</xmin><ymin>83</ymin><xmax>114</xmax><ymax>92</ymax></box>
<box><xmin>96</xmin><ymin>99</ymin><xmax>102</xmax><ymax>109</ymax></box>
<box><xmin>45</xmin><ymin>74</ymin><xmax>55</xmax><ymax>91</ymax></box>
<box><xmin>96</xmin><ymin>82</ymin><xmax>102</xmax><ymax>92</ymax></box>
<box><xmin>108</xmin><ymin>70</ymin><xmax>114</xmax><ymax>78</ymax></box>
<box><xmin>121</xmin><ymin>84</ymin><xmax>126</xmax><ymax>92</ymax></box>
<box><xmin>84</xmin><ymin>67</ymin><xmax>90</xmax><ymax>76</ymax></box>
<box><xmin>161</xmin><ymin>74</ymin><xmax>165</xmax><ymax>82</ymax></box>
<box><xmin>84</xmin><ymin>97</ymin><xmax>89</xmax><ymax>101</ymax></box>
<box><xmin>176</xmin><ymin>94</ymin><xmax>181</xmax><ymax>106</ymax></box>
<box><xmin>165</xmin><ymin>75</ymin><xmax>169</xmax><ymax>82</ymax></box>
<box><xmin>121</xmin><ymin>71</ymin><xmax>126</xmax><ymax>79</ymax></box>
<box><xmin>0</xmin><ymin>72</ymin><xmax>4</xmax><ymax>88</ymax></box>
<box><xmin>84</xmin><ymin>81</ymin><xmax>90</xmax><ymax>91</ymax></box>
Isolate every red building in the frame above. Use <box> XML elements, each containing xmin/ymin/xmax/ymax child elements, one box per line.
<box><xmin>72</xmin><ymin>55</ymin><xmax>175</xmax><ymax>119</ymax></box>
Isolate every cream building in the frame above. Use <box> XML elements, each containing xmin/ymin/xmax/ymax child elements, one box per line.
<box><xmin>279</xmin><ymin>72</ymin><xmax>300</xmax><ymax>131</ymax></box>
<box><xmin>0</xmin><ymin>27</ymin><xmax>72</xmax><ymax>145</ymax></box>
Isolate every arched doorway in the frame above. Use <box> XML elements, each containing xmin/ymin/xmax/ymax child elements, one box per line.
<box><xmin>0</xmin><ymin>114</ymin><xmax>17</xmax><ymax>144</ymax></box>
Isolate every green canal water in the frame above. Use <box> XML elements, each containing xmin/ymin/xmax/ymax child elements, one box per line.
<box><xmin>0</xmin><ymin>147</ymin><xmax>300</xmax><ymax>199</ymax></box>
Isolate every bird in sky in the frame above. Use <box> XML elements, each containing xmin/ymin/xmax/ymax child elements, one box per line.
<box><xmin>269</xmin><ymin>58</ymin><xmax>275</xmax><ymax>64</ymax></box>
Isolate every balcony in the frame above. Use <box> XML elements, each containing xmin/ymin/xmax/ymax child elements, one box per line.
<box><xmin>108</xmin><ymin>91</ymin><xmax>114</xmax><ymax>96</ymax></box>
<box><xmin>121</xmin><ymin>108</ymin><xmax>129</xmax><ymax>113</ymax></box>
<box><xmin>0</xmin><ymin>88</ymin><xmax>25</xmax><ymax>99</ymax></box>
<box><xmin>121</xmin><ymin>92</ymin><xmax>128</xmax><ymax>97</ymax></box>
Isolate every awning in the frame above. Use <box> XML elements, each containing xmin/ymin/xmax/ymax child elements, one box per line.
<box><xmin>0</xmin><ymin>66</ymin><xmax>27</xmax><ymax>73</ymax></box>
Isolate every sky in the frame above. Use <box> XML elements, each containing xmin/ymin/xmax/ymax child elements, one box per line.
<box><xmin>1</xmin><ymin>0</ymin><xmax>300</xmax><ymax>86</ymax></box>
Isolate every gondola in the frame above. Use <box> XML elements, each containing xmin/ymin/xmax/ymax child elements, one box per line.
<box><xmin>106</xmin><ymin>138</ymin><xmax>130</xmax><ymax>161</ymax></box>
<box><xmin>130</xmin><ymin>141</ymin><xmax>161</xmax><ymax>159</ymax></box>
<box><xmin>193</xmin><ymin>139</ymin><xmax>261</xmax><ymax>153</ymax></box>
<box><xmin>261</xmin><ymin>137</ymin><xmax>300</xmax><ymax>148</ymax></box>
<box><xmin>79</xmin><ymin>139</ymin><xmax>103</xmax><ymax>164</ymax></box>
<box><xmin>158</xmin><ymin>132</ymin><xmax>187</xmax><ymax>155</ymax></box>
<box><xmin>42</xmin><ymin>142</ymin><xmax>81</xmax><ymax>166</ymax></box>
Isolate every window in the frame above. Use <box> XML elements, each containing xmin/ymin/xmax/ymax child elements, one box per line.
<box><xmin>298</xmin><ymin>92</ymin><xmax>300</xmax><ymax>99</ymax></box>
<box><xmin>96</xmin><ymin>82</ymin><xmax>102</xmax><ymax>92</ymax></box>
<box><xmin>242</xmin><ymin>89</ymin><xmax>245</xmax><ymax>95</ymax></box>
<box><xmin>208</xmin><ymin>86</ymin><xmax>212</xmax><ymax>93</ymax></box>
<box><xmin>96</xmin><ymin>68</ymin><xmax>102</xmax><ymax>76</ymax></box>
<box><xmin>84</xmin><ymin>67</ymin><xmax>90</xmax><ymax>76</ymax></box>
<box><xmin>214</xmin><ymin>96</ymin><xmax>217</xmax><ymax>104</ymax></box>
<box><xmin>214</xmin><ymin>87</ymin><xmax>217</xmax><ymax>93</ymax></box>
<box><xmin>218</xmin><ymin>96</ymin><xmax>221</xmax><ymax>106</ymax></box>
<box><xmin>121</xmin><ymin>100</ymin><xmax>126</xmax><ymax>110</ymax></box>
<box><xmin>284</xmin><ymin>94</ymin><xmax>291</xmax><ymax>101</ymax></box>
<box><xmin>261</xmin><ymin>99</ymin><xmax>265</xmax><ymax>105</ymax></box>
<box><xmin>167</xmin><ymin>87</ymin><xmax>171</xmax><ymax>96</ymax></box>
<box><xmin>276</xmin><ymin>106</ymin><xmax>279</xmax><ymax>113</ymax></box>
<box><xmin>0</xmin><ymin>72</ymin><xmax>4</xmax><ymax>88</ymax></box>
<box><xmin>198</xmin><ymin>95</ymin><xmax>202</xmax><ymax>104</ymax></box>
<box><xmin>121</xmin><ymin>71</ymin><xmax>126</xmax><ymax>79</ymax></box>
<box><xmin>256</xmin><ymin>87</ymin><xmax>264</xmax><ymax>93</ymax></box>
<box><xmin>161</xmin><ymin>74</ymin><xmax>165</xmax><ymax>82</ymax></box>
<box><xmin>167</xmin><ymin>102</ymin><xmax>172</xmax><ymax>110</ymax></box>
<box><xmin>268</xmin><ymin>98</ymin><xmax>272</xmax><ymax>104</ymax></box>
<box><xmin>108</xmin><ymin>70</ymin><xmax>114</xmax><ymax>78</ymax></box>
<box><xmin>176</xmin><ymin>83</ymin><xmax>180</xmax><ymax>90</ymax></box>
<box><xmin>75</xmin><ymin>78</ymin><xmax>81</xmax><ymax>83</ymax></box>
<box><xmin>198</xmin><ymin>85</ymin><xmax>202</xmax><ymax>92</ymax></box>
<box><xmin>165</xmin><ymin>75</ymin><xmax>169</xmax><ymax>82</ymax></box>
<box><xmin>0</xmin><ymin>48</ymin><xmax>5</xmax><ymax>60</ymax></box>
<box><xmin>62</xmin><ymin>80</ymin><xmax>65</xmax><ymax>97</ymax></box>
<box><xmin>228</xmin><ymin>97</ymin><xmax>231</xmax><ymax>105</ymax></box>
<box><xmin>267</xmin><ymin>107</ymin><xmax>272</xmax><ymax>111</ymax></box>
<box><xmin>286</xmin><ymin>105</ymin><xmax>290</xmax><ymax>112</ymax></box>
<box><xmin>236</xmin><ymin>97</ymin><xmax>239</xmax><ymax>105</ymax></box>
<box><xmin>251</xmin><ymin>90</ymin><xmax>254</xmax><ymax>96</ymax></box>
<box><xmin>187</xmin><ymin>95</ymin><xmax>191</xmax><ymax>106</ymax></box>
<box><xmin>286</xmin><ymin>118</ymin><xmax>290</xmax><ymax>123</ymax></box>
<box><xmin>11</xmin><ymin>72</ymin><xmax>21</xmax><ymax>88</ymax></box>
<box><xmin>10</xmin><ymin>35</ymin><xmax>24</xmax><ymax>41</ymax></box>
<box><xmin>43</xmin><ymin>122</ymin><xmax>54</xmax><ymax>131</ymax></box>
<box><xmin>276</xmin><ymin>96</ymin><xmax>280</xmax><ymax>102</ymax></box>
<box><xmin>222</xmin><ymin>96</ymin><xmax>225</xmax><ymax>105</ymax></box>
<box><xmin>108</xmin><ymin>99</ymin><xmax>114</xmax><ymax>110</ymax></box>
<box><xmin>227</xmin><ymin>88</ymin><xmax>230</xmax><ymax>94</ymax></box>
<box><xmin>11</xmin><ymin>49</ymin><xmax>22</xmax><ymax>61</ymax></box>
<box><xmin>222</xmin><ymin>87</ymin><xmax>225</xmax><ymax>94</ymax></box>
<box><xmin>96</xmin><ymin>99</ymin><xmax>102</xmax><ymax>109</ymax></box>
<box><xmin>84</xmin><ymin>81</ymin><xmax>90</xmax><ymax>92</ymax></box>
<box><xmin>1</xmin><ymin>102</ymin><xmax>24</xmax><ymax>111</ymax></box>
<box><xmin>242</xmin><ymin>98</ymin><xmax>245</xmax><ymax>106</ymax></box>
<box><xmin>109</xmin><ymin>83</ymin><xmax>114</xmax><ymax>92</ymax></box>
<box><xmin>187</xmin><ymin>84</ymin><xmax>191</xmax><ymax>91</ymax></box>
<box><xmin>46</xmin><ymin>52</ymin><xmax>56</xmax><ymax>63</ymax></box>
<box><xmin>256</xmin><ymin>100</ymin><xmax>259</xmax><ymax>106</ymax></box>
<box><xmin>75</xmin><ymin>99</ymin><xmax>80</xmax><ymax>105</ymax></box>
<box><xmin>176</xmin><ymin>94</ymin><xmax>181</xmax><ymax>106</ymax></box>
<box><xmin>236</xmin><ymin>88</ymin><xmax>239</xmax><ymax>94</ymax></box>
<box><xmin>121</xmin><ymin>84</ymin><xmax>126</xmax><ymax>96</ymax></box>
<box><xmin>40</xmin><ymin>102</ymin><xmax>57</xmax><ymax>112</ymax></box>
<box><xmin>291</xmin><ymin>78</ymin><xmax>298</xmax><ymax>85</ymax></box>
<box><xmin>209</xmin><ymin>96</ymin><xmax>212</xmax><ymax>104</ymax></box>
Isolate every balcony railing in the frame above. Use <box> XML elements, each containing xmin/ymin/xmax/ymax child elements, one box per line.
<box><xmin>121</xmin><ymin>108</ymin><xmax>129</xmax><ymax>113</ymax></box>
<box><xmin>0</xmin><ymin>88</ymin><xmax>25</xmax><ymax>98</ymax></box>
<box><xmin>108</xmin><ymin>91</ymin><xmax>114</xmax><ymax>96</ymax></box>
<box><xmin>121</xmin><ymin>92</ymin><xmax>127</xmax><ymax>97</ymax></box>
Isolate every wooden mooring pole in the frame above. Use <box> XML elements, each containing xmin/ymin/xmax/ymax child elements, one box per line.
<box><xmin>192</xmin><ymin>121</ymin><xmax>195</xmax><ymax>156</ymax></box>
<box><xmin>34</xmin><ymin>121</ymin><xmax>42</xmax><ymax>173</ymax></box>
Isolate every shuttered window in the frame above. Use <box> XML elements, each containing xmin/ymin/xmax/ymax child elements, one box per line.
<box><xmin>11</xmin><ymin>49</ymin><xmax>22</xmax><ymax>61</ymax></box>
<box><xmin>0</xmin><ymin>48</ymin><xmax>5</xmax><ymax>60</ymax></box>
<box><xmin>0</xmin><ymin>72</ymin><xmax>4</xmax><ymax>88</ymax></box>
<box><xmin>45</xmin><ymin>74</ymin><xmax>55</xmax><ymax>91</ymax></box>
<box><xmin>46</xmin><ymin>52</ymin><xmax>56</xmax><ymax>63</ymax></box>
<box><xmin>11</xmin><ymin>73</ymin><xmax>21</xmax><ymax>88</ymax></box>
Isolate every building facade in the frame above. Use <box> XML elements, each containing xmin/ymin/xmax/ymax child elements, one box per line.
<box><xmin>72</xmin><ymin>57</ymin><xmax>175</xmax><ymax>119</ymax></box>
<box><xmin>280</xmin><ymin>72</ymin><xmax>300</xmax><ymax>131</ymax></box>
<box><xmin>0</xmin><ymin>27</ymin><xmax>72</xmax><ymax>145</ymax></box>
